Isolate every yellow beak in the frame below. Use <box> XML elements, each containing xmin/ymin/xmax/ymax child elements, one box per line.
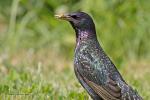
<box><xmin>55</xmin><ymin>14</ymin><xmax>71</xmax><ymax>20</ymax></box>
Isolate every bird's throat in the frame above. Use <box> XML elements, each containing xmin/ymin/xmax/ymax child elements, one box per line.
<box><xmin>76</xmin><ymin>30</ymin><xmax>96</xmax><ymax>42</ymax></box>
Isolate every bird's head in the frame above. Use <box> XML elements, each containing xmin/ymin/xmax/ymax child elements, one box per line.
<box><xmin>55</xmin><ymin>12</ymin><xmax>96</xmax><ymax>34</ymax></box>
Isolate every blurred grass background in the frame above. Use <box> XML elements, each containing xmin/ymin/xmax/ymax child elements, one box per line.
<box><xmin>0</xmin><ymin>0</ymin><xmax>150</xmax><ymax>99</ymax></box>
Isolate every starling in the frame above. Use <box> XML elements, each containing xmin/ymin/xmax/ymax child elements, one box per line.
<box><xmin>55</xmin><ymin>12</ymin><xmax>143</xmax><ymax>100</ymax></box>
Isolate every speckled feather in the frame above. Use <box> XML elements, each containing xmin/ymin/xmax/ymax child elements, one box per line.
<box><xmin>74</xmin><ymin>37</ymin><xmax>142</xmax><ymax>100</ymax></box>
<box><xmin>58</xmin><ymin>12</ymin><xmax>143</xmax><ymax>100</ymax></box>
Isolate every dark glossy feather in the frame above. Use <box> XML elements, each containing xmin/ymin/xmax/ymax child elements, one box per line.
<box><xmin>74</xmin><ymin>38</ymin><xmax>142</xmax><ymax>100</ymax></box>
<box><xmin>57</xmin><ymin>12</ymin><xmax>143</xmax><ymax>100</ymax></box>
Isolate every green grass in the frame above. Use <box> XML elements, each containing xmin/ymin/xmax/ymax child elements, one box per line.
<box><xmin>0</xmin><ymin>49</ymin><xmax>89</xmax><ymax>99</ymax></box>
<box><xmin>0</xmin><ymin>51</ymin><xmax>150</xmax><ymax>99</ymax></box>
<box><xmin>0</xmin><ymin>0</ymin><xmax>150</xmax><ymax>99</ymax></box>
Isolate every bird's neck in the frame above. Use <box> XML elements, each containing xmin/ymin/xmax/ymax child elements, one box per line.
<box><xmin>75</xmin><ymin>29</ymin><xmax>97</xmax><ymax>42</ymax></box>
<box><xmin>75</xmin><ymin>29</ymin><xmax>97</xmax><ymax>49</ymax></box>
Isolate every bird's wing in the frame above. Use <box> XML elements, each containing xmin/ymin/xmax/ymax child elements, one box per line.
<box><xmin>83</xmin><ymin>75</ymin><xmax>121</xmax><ymax>100</ymax></box>
<box><xmin>76</xmin><ymin>50</ymin><xmax>121</xmax><ymax>100</ymax></box>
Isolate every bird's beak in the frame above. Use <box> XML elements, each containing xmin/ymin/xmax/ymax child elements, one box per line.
<box><xmin>55</xmin><ymin>14</ymin><xmax>71</xmax><ymax>21</ymax></box>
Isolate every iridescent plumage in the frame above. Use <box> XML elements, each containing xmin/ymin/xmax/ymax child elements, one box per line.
<box><xmin>56</xmin><ymin>12</ymin><xmax>143</xmax><ymax>100</ymax></box>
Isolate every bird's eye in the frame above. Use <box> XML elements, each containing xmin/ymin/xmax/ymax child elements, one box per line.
<box><xmin>71</xmin><ymin>15</ymin><xmax>79</xmax><ymax>19</ymax></box>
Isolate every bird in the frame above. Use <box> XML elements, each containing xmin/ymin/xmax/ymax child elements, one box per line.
<box><xmin>55</xmin><ymin>12</ymin><xmax>143</xmax><ymax>100</ymax></box>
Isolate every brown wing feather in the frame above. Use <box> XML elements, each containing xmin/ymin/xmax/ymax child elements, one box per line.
<box><xmin>84</xmin><ymin>77</ymin><xmax>121</xmax><ymax>100</ymax></box>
